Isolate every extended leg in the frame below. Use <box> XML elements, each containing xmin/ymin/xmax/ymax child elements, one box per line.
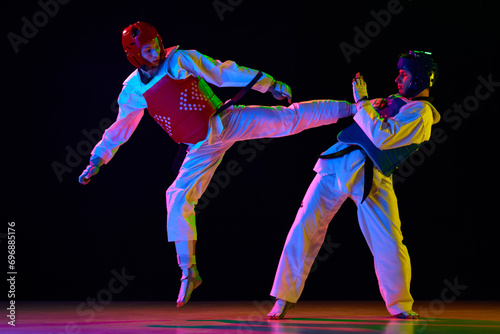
<box><xmin>219</xmin><ymin>100</ymin><xmax>354</xmax><ymax>142</ymax></box>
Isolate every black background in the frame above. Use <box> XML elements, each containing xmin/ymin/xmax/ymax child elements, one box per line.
<box><xmin>4</xmin><ymin>0</ymin><xmax>499</xmax><ymax>304</ymax></box>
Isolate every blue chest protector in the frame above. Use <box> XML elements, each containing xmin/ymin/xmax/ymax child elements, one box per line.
<box><xmin>320</xmin><ymin>97</ymin><xmax>422</xmax><ymax>203</ymax></box>
<box><xmin>337</xmin><ymin>97</ymin><xmax>420</xmax><ymax>177</ymax></box>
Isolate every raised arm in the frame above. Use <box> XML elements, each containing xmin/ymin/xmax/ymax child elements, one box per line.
<box><xmin>172</xmin><ymin>49</ymin><xmax>292</xmax><ymax>103</ymax></box>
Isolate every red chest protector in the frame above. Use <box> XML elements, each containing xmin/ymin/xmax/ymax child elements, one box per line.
<box><xmin>143</xmin><ymin>74</ymin><xmax>222</xmax><ymax>144</ymax></box>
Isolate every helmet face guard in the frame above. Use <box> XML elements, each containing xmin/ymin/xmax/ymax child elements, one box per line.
<box><xmin>397</xmin><ymin>50</ymin><xmax>438</xmax><ymax>98</ymax></box>
<box><xmin>122</xmin><ymin>22</ymin><xmax>166</xmax><ymax>69</ymax></box>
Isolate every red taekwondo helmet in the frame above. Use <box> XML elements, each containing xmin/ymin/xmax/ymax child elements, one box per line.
<box><xmin>122</xmin><ymin>22</ymin><xmax>166</xmax><ymax>69</ymax></box>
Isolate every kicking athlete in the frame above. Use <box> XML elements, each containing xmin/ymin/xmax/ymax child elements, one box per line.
<box><xmin>79</xmin><ymin>22</ymin><xmax>356</xmax><ymax>308</ymax></box>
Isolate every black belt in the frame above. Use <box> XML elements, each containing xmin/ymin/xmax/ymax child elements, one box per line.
<box><xmin>172</xmin><ymin>71</ymin><xmax>263</xmax><ymax>174</ymax></box>
<box><xmin>214</xmin><ymin>71</ymin><xmax>263</xmax><ymax>116</ymax></box>
<box><xmin>319</xmin><ymin>145</ymin><xmax>373</xmax><ymax>204</ymax></box>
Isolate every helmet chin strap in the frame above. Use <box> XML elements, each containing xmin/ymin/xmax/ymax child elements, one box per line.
<box><xmin>140</xmin><ymin>64</ymin><xmax>153</xmax><ymax>72</ymax></box>
<box><xmin>140</xmin><ymin>58</ymin><xmax>162</xmax><ymax>73</ymax></box>
<box><xmin>138</xmin><ymin>63</ymin><xmax>162</xmax><ymax>84</ymax></box>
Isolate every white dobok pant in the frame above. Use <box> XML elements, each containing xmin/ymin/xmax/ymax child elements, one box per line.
<box><xmin>166</xmin><ymin>100</ymin><xmax>353</xmax><ymax>242</ymax></box>
<box><xmin>270</xmin><ymin>172</ymin><xmax>414</xmax><ymax>315</ymax></box>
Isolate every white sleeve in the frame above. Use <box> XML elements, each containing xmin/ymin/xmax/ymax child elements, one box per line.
<box><xmin>91</xmin><ymin>85</ymin><xmax>146</xmax><ymax>164</ymax></box>
<box><xmin>353</xmin><ymin>100</ymin><xmax>434</xmax><ymax>149</ymax></box>
<box><xmin>172</xmin><ymin>49</ymin><xmax>275</xmax><ymax>93</ymax></box>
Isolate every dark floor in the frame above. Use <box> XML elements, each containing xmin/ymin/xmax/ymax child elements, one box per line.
<box><xmin>2</xmin><ymin>300</ymin><xmax>499</xmax><ymax>333</ymax></box>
